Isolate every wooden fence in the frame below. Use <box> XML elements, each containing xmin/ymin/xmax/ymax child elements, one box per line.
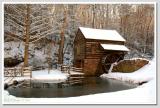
<box><xmin>60</xmin><ymin>65</ymin><xmax>83</xmax><ymax>74</ymax></box>
<box><xmin>4</xmin><ymin>66</ymin><xmax>32</xmax><ymax>78</ymax></box>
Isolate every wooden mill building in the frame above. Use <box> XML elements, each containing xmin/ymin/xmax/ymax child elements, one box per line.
<box><xmin>73</xmin><ymin>27</ymin><xmax>129</xmax><ymax>76</ymax></box>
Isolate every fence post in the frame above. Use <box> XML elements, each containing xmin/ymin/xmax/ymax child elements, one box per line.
<box><xmin>30</xmin><ymin>67</ymin><xmax>32</xmax><ymax>78</ymax></box>
<box><xmin>14</xmin><ymin>68</ymin><xmax>16</xmax><ymax>77</ymax></box>
<box><xmin>21</xmin><ymin>67</ymin><xmax>23</xmax><ymax>77</ymax></box>
<box><xmin>68</xmin><ymin>66</ymin><xmax>70</xmax><ymax>75</ymax></box>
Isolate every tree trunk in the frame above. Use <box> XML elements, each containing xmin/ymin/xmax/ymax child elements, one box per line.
<box><xmin>58</xmin><ymin>8</ymin><xmax>67</xmax><ymax>64</ymax></box>
<box><xmin>24</xmin><ymin>4</ymin><xmax>30</xmax><ymax>67</ymax></box>
<box><xmin>92</xmin><ymin>4</ymin><xmax>96</xmax><ymax>28</ymax></box>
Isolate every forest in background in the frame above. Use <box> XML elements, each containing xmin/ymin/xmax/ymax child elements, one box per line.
<box><xmin>4</xmin><ymin>4</ymin><xmax>154</xmax><ymax>69</ymax></box>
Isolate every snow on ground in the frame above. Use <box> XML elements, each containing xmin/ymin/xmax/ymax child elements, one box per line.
<box><xmin>3</xmin><ymin>58</ymin><xmax>156</xmax><ymax>104</ymax></box>
<box><xmin>101</xmin><ymin>58</ymin><xmax>156</xmax><ymax>84</ymax></box>
<box><xmin>32</xmin><ymin>69</ymin><xmax>68</xmax><ymax>83</ymax></box>
<box><xmin>4</xmin><ymin>69</ymin><xmax>68</xmax><ymax>84</ymax></box>
<box><xmin>4</xmin><ymin>77</ymin><xmax>30</xmax><ymax>84</ymax></box>
<box><xmin>4</xmin><ymin>41</ymin><xmax>74</xmax><ymax>69</ymax></box>
<box><xmin>4</xmin><ymin>41</ymin><xmax>24</xmax><ymax>58</ymax></box>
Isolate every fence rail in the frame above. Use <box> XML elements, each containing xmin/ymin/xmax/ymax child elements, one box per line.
<box><xmin>60</xmin><ymin>65</ymin><xmax>83</xmax><ymax>74</ymax></box>
<box><xmin>4</xmin><ymin>67</ymin><xmax>32</xmax><ymax>78</ymax></box>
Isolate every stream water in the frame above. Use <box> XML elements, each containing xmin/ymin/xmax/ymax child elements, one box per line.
<box><xmin>7</xmin><ymin>77</ymin><xmax>137</xmax><ymax>98</ymax></box>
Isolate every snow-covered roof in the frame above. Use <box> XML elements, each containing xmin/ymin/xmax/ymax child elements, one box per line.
<box><xmin>101</xmin><ymin>44</ymin><xmax>129</xmax><ymax>52</ymax></box>
<box><xmin>79</xmin><ymin>27</ymin><xmax>126</xmax><ymax>42</ymax></box>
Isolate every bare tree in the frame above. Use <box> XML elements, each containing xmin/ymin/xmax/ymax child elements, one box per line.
<box><xmin>4</xmin><ymin>4</ymin><xmax>55</xmax><ymax>67</ymax></box>
<box><xmin>4</xmin><ymin>4</ymin><xmax>155</xmax><ymax>69</ymax></box>
<box><xmin>58</xmin><ymin>5</ymin><xmax>68</xmax><ymax>64</ymax></box>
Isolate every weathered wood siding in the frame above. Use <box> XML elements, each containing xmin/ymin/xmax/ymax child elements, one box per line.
<box><xmin>73</xmin><ymin>30</ymin><xmax>85</xmax><ymax>68</ymax></box>
<box><xmin>73</xmin><ymin>28</ymin><xmax>127</xmax><ymax>76</ymax></box>
<box><xmin>83</xmin><ymin>59</ymin><xmax>103</xmax><ymax>76</ymax></box>
<box><xmin>85</xmin><ymin>42</ymin><xmax>104</xmax><ymax>59</ymax></box>
<box><xmin>86</xmin><ymin>39</ymin><xmax>125</xmax><ymax>45</ymax></box>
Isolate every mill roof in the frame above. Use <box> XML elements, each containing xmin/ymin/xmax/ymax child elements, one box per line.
<box><xmin>101</xmin><ymin>44</ymin><xmax>129</xmax><ymax>52</ymax></box>
<box><xmin>79</xmin><ymin>27</ymin><xmax>126</xmax><ymax>42</ymax></box>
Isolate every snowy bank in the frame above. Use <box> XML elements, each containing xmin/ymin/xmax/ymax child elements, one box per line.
<box><xmin>101</xmin><ymin>58</ymin><xmax>156</xmax><ymax>84</ymax></box>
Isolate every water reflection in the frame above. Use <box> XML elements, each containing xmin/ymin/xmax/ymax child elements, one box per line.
<box><xmin>7</xmin><ymin>77</ymin><xmax>136</xmax><ymax>98</ymax></box>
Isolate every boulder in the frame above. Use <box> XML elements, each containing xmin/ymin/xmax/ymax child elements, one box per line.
<box><xmin>4</xmin><ymin>57</ymin><xmax>24</xmax><ymax>67</ymax></box>
<box><xmin>13</xmin><ymin>80</ymin><xmax>19</xmax><ymax>85</ymax></box>
<box><xmin>112</xmin><ymin>58</ymin><xmax>149</xmax><ymax>73</ymax></box>
<box><xmin>4</xmin><ymin>83</ymin><xmax>9</xmax><ymax>90</ymax></box>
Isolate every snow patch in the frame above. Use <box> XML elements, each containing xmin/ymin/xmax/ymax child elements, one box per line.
<box><xmin>101</xmin><ymin>44</ymin><xmax>129</xmax><ymax>51</ymax></box>
<box><xmin>4</xmin><ymin>41</ymin><xmax>24</xmax><ymax>59</ymax></box>
<box><xmin>101</xmin><ymin>58</ymin><xmax>155</xmax><ymax>84</ymax></box>
<box><xmin>32</xmin><ymin>69</ymin><xmax>68</xmax><ymax>81</ymax></box>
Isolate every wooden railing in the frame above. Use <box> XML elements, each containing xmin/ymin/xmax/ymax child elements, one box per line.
<box><xmin>60</xmin><ymin>65</ymin><xmax>83</xmax><ymax>74</ymax></box>
<box><xmin>4</xmin><ymin>67</ymin><xmax>22</xmax><ymax>77</ymax></box>
<box><xmin>61</xmin><ymin>65</ymin><xmax>70</xmax><ymax>73</ymax></box>
<box><xmin>4</xmin><ymin>66</ymin><xmax>32</xmax><ymax>78</ymax></box>
<box><xmin>69</xmin><ymin>67</ymin><xmax>83</xmax><ymax>74</ymax></box>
